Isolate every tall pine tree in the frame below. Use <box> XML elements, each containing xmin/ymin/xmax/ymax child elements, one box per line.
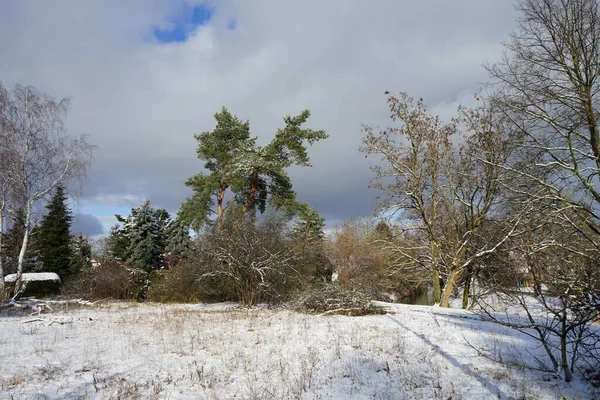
<box><xmin>38</xmin><ymin>185</ymin><xmax>73</xmax><ymax>277</ymax></box>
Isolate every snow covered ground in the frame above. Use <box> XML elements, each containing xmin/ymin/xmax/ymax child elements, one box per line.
<box><xmin>0</xmin><ymin>300</ymin><xmax>597</xmax><ymax>399</ymax></box>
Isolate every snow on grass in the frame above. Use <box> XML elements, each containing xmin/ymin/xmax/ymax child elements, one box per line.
<box><xmin>0</xmin><ymin>301</ymin><xmax>596</xmax><ymax>399</ymax></box>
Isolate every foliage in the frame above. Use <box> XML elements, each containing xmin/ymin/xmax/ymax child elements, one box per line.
<box><xmin>106</xmin><ymin>224</ymin><xmax>130</xmax><ymax>262</ymax></box>
<box><xmin>107</xmin><ymin>200</ymin><xmax>170</xmax><ymax>273</ymax></box>
<box><xmin>164</xmin><ymin>217</ymin><xmax>192</xmax><ymax>266</ymax></box>
<box><xmin>2</xmin><ymin>208</ymin><xmax>38</xmax><ymax>274</ymax></box>
<box><xmin>291</xmin><ymin>205</ymin><xmax>332</xmax><ymax>282</ymax></box>
<box><xmin>180</xmin><ymin>107</ymin><xmax>327</xmax><ymax>230</ymax></box>
<box><xmin>70</xmin><ymin>234</ymin><xmax>92</xmax><ymax>274</ymax></box>
<box><xmin>179</xmin><ymin>107</ymin><xmax>251</xmax><ymax>229</ymax></box>
<box><xmin>325</xmin><ymin>219</ymin><xmax>389</xmax><ymax>291</ymax></box>
<box><xmin>37</xmin><ymin>185</ymin><xmax>73</xmax><ymax>278</ymax></box>
<box><xmin>124</xmin><ymin>200</ymin><xmax>169</xmax><ymax>273</ymax></box>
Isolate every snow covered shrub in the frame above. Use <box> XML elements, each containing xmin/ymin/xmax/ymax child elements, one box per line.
<box><xmin>90</xmin><ymin>261</ymin><xmax>145</xmax><ymax>300</ymax></box>
<box><xmin>196</xmin><ymin>207</ymin><xmax>300</xmax><ymax>306</ymax></box>
<box><xmin>294</xmin><ymin>284</ymin><xmax>385</xmax><ymax>315</ymax></box>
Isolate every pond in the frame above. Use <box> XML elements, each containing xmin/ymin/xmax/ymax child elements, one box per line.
<box><xmin>398</xmin><ymin>287</ymin><xmax>433</xmax><ymax>306</ymax></box>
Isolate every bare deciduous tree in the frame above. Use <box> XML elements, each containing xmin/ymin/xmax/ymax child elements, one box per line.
<box><xmin>476</xmin><ymin>0</ymin><xmax>600</xmax><ymax>381</ymax></box>
<box><xmin>0</xmin><ymin>84</ymin><xmax>93</xmax><ymax>298</ymax></box>
<box><xmin>361</xmin><ymin>93</ymin><xmax>518</xmax><ymax>308</ymax></box>
<box><xmin>487</xmin><ymin>0</ymin><xmax>600</xmax><ymax>248</ymax></box>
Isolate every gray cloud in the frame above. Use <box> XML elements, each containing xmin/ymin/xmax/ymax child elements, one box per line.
<box><xmin>71</xmin><ymin>214</ymin><xmax>105</xmax><ymax>237</ymax></box>
<box><xmin>0</xmin><ymin>1</ymin><xmax>517</xmax><ymax>225</ymax></box>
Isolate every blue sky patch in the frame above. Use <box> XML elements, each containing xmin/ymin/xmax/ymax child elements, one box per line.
<box><xmin>227</xmin><ymin>18</ymin><xmax>237</xmax><ymax>31</ymax></box>
<box><xmin>153</xmin><ymin>4</ymin><xmax>214</xmax><ymax>43</ymax></box>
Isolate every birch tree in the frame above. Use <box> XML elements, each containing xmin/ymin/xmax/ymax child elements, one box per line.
<box><xmin>0</xmin><ymin>82</ymin><xmax>11</xmax><ymax>298</ymax></box>
<box><xmin>0</xmin><ymin>84</ymin><xmax>93</xmax><ymax>297</ymax></box>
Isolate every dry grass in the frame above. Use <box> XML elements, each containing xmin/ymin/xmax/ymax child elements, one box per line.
<box><xmin>0</xmin><ymin>301</ymin><xmax>595</xmax><ymax>399</ymax></box>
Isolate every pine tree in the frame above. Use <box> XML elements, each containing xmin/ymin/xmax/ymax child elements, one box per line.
<box><xmin>38</xmin><ymin>185</ymin><xmax>73</xmax><ymax>277</ymax></box>
<box><xmin>165</xmin><ymin>217</ymin><xmax>192</xmax><ymax>266</ymax></box>
<box><xmin>126</xmin><ymin>200</ymin><xmax>169</xmax><ymax>273</ymax></box>
<box><xmin>179</xmin><ymin>107</ymin><xmax>252</xmax><ymax>229</ymax></box>
<box><xmin>292</xmin><ymin>205</ymin><xmax>326</xmax><ymax>244</ymax></box>
<box><xmin>291</xmin><ymin>205</ymin><xmax>332</xmax><ymax>282</ymax></box>
<box><xmin>70</xmin><ymin>234</ymin><xmax>92</xmax><ymax>274</ymax></box>
<box><xmin>181</xmin><ymin>108</ymin><xmax>327</xmax><ymax>230</ymax></box>
<box><xmin>107</xmin><ymin>222</ymin><xmax>130</xmax><ymax>261</ymax></box>
<box><xmin>3</xmin><ymin>209</ymin><xmax>38</xmax><ymax>274</ymax></box>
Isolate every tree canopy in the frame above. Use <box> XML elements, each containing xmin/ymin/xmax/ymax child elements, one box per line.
<box><xmin>180</xmin><ymin>107</ymin><xmax>327</xmax><ymax>230</ymax></box>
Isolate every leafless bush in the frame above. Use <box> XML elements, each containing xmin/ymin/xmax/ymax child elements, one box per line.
<box><xmin>147</xmin><ymin>263</ymin><xmax>205</xmax><ymax>303</ymax></box>
<box><xmin>325</xmin><ymin>219</ymin><xmax>388</xmax><ymax>291</ymax></box>
<box><xmin>90</xmin><ymin>261</ymin><xmax>145</xmax><ymax>300</ymax></box>
<box><xmin>194</xmin><ymin>207</ymin><xmax>300</xmax><ymax>306</ymax></box>
<box><xmin>294</xmin><ymin>284</ymin><xmax>385</xmax><ymax>316</ymax></box>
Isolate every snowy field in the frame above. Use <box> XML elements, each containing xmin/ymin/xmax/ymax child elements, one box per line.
<box><xmin>0</xmin><ymin>301</ymin><xmax>597</xmax><ymax>400</ymax></box>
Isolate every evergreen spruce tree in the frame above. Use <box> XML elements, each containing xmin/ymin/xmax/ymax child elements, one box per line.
<box><xmin>125</xmin><ymin>200</ymin><xmax>169</xmax><ymax>273</ymax></box>
<box><xmin>165</xmin><ymin>217</ymin><xmax>192</xmax><ymax>266</ymax></box>
<box><xmin>70</xmin><ymin>234</ymin><xmax>92</xmax><ymax>274</ymax></box>
<box><xmin>106</xmin><ymin>223</ymin><xmax>130</xmax><ymax>261</ymax></box>
<box><xmin>38</xmin><ymin>185</ymin><xmax>73</xmax><ymax>277</ymax></box>
<box><xmin>291</xmin><ymin>205</ymin><xmax>332</xmax><ymax>282</ymax></box>
<box><xmin>3</xmin><ymin>209</ymin><xmax>38</xmax><ymax>274</ymax></box>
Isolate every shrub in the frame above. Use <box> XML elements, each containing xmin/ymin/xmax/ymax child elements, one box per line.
<box><xmin>293</xmin><ymin>284</ymin><xmax>386</xmax><ymax>316</ymax></box>
<box><xmin>195</xmin><ymin>207</ymin><xmax>300</xmax><ymax>306</ymax></box>
<box><xmin>147</xmin><ymin>263</ymin><xmax>205</xmax><ymax>303</ymax></box>
<box><xmin>90</xmin><ymin>261</ymin><xmax>146</xmax><ymax>300</ymax></box>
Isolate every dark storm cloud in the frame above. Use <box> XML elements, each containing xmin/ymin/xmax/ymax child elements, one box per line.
<box><xmin>0</xmin><ymin>1</ymin><xmax>517</xmax><ymax>224</ymax></box>
<box><xmin>71</xmin><ymin>214</ymin><xmax>105</xmax><ymax>237</ymax></box>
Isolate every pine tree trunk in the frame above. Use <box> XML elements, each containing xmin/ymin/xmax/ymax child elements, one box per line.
<box><xmin>242</xmin><ymin>171</ymin><xmax>259</xmax><ymax>213</ymax></box>
<box><xmin>216</xmin><ymin>185</ymin><xmax>226</xmax><ymax>226</ymax></box>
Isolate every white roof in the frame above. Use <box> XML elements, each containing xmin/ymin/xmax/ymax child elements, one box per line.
<box><xmin>4</xmin><ymin>272</ymin><xmax>61</xmax><ymax>283</ymax></box>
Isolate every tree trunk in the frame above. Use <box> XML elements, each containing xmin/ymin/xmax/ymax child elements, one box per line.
<box><xmin>242</xmin><ymin>171</ymin><xmax>259</xmax><ymax>213</ymax></box>
<box><xmin>432</xmin><ymin>269</ymin><xmax>441</xmax><ymax>304</ymax></box>
<box><xmin>462</xmin><ymin>269</ymin><xmax>472</xmax><ymax>310</ymax></box>
<box><xmin>0</xmin><ymin>183</ymin><xmax>7</xmax><ymax>301</ymax></box>
<box><xmin>0</xmin><ymin>205</ymin><xmax>4</xmax><ymax>301</ymax></box>
<box><xmin>440</xmin><ymin>267</ymin><xmax>460</xmax><ymax>308</ymax></box>
<box><xmin>216</xmin><ymin>185</ymin><xmax>226</xmax><ymax>226</ymax></box>
<box><xmin>14</xmin><ymin>205</ymin><xmax>32</xmax><ymax>299</ymax></box>
<box><xmin>560</xmin><ymin>310</ymin><xmax>573</xmax><ymax>382</ymax></box>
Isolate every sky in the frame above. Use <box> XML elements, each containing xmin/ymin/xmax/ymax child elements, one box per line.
<box><xmin>0</xmin><ymin>1</ymin><xmax>517</xmax><ymax>236</ymax></box>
